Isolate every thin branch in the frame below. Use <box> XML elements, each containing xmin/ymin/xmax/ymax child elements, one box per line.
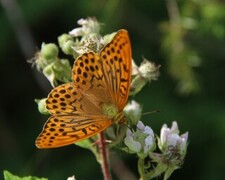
<box><xmin>99</xmin><ymin>132</ymin><xmax>111</xmax><ymax>180</ymax></box>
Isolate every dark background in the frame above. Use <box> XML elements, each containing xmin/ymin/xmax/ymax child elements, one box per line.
<box><xmin>1</xmin><ymin>0</ymin><xmax>225</xmax><ymax>179</ymax></box>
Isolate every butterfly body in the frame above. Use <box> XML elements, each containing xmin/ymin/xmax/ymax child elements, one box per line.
<box><xmin>101</xmin><ymin>103</ymin><xmax>127</xmax><ymax>124</ymax></box>
<box><xmin>36</xmin><ymin>29</ymin><xmax>132</xmax><ymax>148</ymax></box>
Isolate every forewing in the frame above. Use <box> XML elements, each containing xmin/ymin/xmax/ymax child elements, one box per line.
<box><xmin>100</xmin><ymin>29</ymin><xmax>132</xmax><ymax>111</ymax></box>
<box><xmin>72</xmin><ymin>29</ymin><xmax>132</xmax><ymax>111</ymax></box>
<box><xmin>35</xmin><ymin>115</ymin><xmax>112</xmax><ymax>148</ymax></box>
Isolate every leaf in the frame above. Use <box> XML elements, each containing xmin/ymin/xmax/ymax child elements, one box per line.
<box><xmin>3</xmin><ymin>170</ymin><xmax>48</xmax><ymax>180</ymax></box>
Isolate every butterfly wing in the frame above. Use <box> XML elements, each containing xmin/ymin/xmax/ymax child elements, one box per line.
<box><xmin>100</xmin><ymin>29</ymin><xmax>132</xmax><ymax>111</ymax></box>
<box><xmin>72</xmin><ymin>52</ymin><xmax>113</xmax><ymax>109</ymax></box>
<box><xmin>36</xmin><ymin>115</ymin><xmax>112</xmax><ymax>148</ymax></box>
<box><xmin>72</xmin><ymin>29</ymin><xmax>132</xmax><ymax>111</ymax></box>
<box><xmin>46</xmin><ymin>83</ymin><xmax>103</xmax><ymax>115</ymax></box>
<box><xmin>36</xmin><ymin>83</ymin><xmax>112</xmax><ymax>148</ymax></box>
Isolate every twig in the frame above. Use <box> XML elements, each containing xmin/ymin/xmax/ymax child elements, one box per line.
<box><xmin>99</xmin><ymin>132</ymin><xmax>111</xmax><ymax>180</ymax></box>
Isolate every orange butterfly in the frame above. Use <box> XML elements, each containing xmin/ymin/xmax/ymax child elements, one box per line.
<box><xmin>36</xmin><ymin>29</ymin><xmax>132</xmax><ymax>148</ymax></box>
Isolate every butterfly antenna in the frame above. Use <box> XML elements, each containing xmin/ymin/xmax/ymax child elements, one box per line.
<box><xmin>142</xmin><ymin>110</ymin><xmax>160</xmax><ymax>116</ymax></box>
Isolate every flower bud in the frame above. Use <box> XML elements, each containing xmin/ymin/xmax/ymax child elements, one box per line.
<box><xmin>34</xmin><ymin>43</ymin><xmax>59</xmax><ymax>71</ymax></box>
<box><xmin>124</xmin><ymin>100</ymin><xmax>142</xmax><ymax>125</ymax></box>
<box><xmin>41</xmin><ymin>43</ymin><xmax>59</xmax><ymax>60</ymax></box>
<box><xmin>42</xmin><ymin>58</ymin><xmax>71</xmax><ymax>87</ymax></box>
<box><xmin>35</xmin><ymin>98</ymin><xmax>49</xmax><ymax>115</ymax></box>
<box><xmin>33</xmin><ymin>43</ymin><xmax>71</xmax><ymax>86</ymax></box>
<box><xmin>58</xmin><ymin>34</ymin><xmax>74</xmax><ymax>55</ymax></box>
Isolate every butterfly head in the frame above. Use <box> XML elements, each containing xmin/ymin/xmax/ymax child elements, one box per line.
<box><xmin>114</xmin><ymin>112</ymin><xmax>127</xmax><ymax>125</ymax></box>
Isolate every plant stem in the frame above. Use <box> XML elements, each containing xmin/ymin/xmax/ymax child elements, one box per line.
<box><xmin>99</xmin><ymin>132</ymin><xmax>111</xmax><ymax>180</ymax></box>
<box><xmin>138</xmin><ymin>158</ymin><xmax>146</xmax><ymax>180</ymax></box>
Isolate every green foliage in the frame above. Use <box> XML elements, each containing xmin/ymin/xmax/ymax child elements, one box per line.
<box><xmin>3</xmin><ymin>171</ymin><xmax>47</xmax><ymax>180</ymax></box>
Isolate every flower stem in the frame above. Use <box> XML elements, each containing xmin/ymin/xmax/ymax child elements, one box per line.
<box><xmin>138</xmin><ymin>158</ymin><xmax>146</xmax><ymax>180</ymax></box>
<box><xmin>99</xmin><ymin>132</ymin><xmax>111</xmax><ymax>180</ymax></box>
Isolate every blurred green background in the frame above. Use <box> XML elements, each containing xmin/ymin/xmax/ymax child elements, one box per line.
<box><xmin>1</xmin><ymin>0</ymin><xmax>225</xmax><ymax>179</ymax></box>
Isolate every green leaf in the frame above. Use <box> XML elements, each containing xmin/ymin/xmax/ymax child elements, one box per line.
<box><xmin>75</xmin><ymin>138</ymin><xmax>94</xmax><ymax>149</ymax></box>
<box><xmin>3</xmin><ymin>170</ymin><xmax>48</xmax><ymax>180</ymax></box>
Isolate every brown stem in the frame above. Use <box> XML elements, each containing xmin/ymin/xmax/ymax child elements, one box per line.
<box><xmin>99</xmin><ymin>132</ymin><xmax>111</xmax><ymax>180</ymax></box>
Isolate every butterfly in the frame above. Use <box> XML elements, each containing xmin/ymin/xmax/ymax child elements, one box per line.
<box><xmin>35</xmin><ymin>29</ymin><xmax>132</xmax><ymax>148</ymax></box>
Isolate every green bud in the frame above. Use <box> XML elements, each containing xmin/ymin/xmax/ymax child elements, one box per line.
<box><xmin>63</xmin><ymin>40</ymin><xmax>74</xmax><ymax>55</ymax></box>
<box><xmin>41</xmin><ymin>43</ymin><xmax>59</xmax><ymax>60</ymax></box>
<box><xmin>42</xmin><ymin>64</ymin><xmax>56</xmax><ymax>87</ymax></box>
<box><xmin>53</xmin><ymin>59</ymin><xmax>72</xmax><ymax>83</ymax></box>
<box><xmin>42</xmin><ymin>58</ymin><xmax>72</xmax><ymax>87</ymax></box>
<box><xmin>34</xmin><ymin>43</ymin><xmax>59</xmax><ymax>72</ymax></box>
<box><xmin>58</xmin><ymin>34</ymin><xmax>74</xmax><ymax>55</ymax></box>
<box><xmin>58</xmin><ymin>34</ymin><xmax>73</xmax><ymax>45</ymax></box>
<box><xmin>35</xmin><ymin>98</ymin><xmax>49</xmax><ymax>115</ymax></box>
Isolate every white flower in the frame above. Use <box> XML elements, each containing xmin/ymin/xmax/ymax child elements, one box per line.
<box><xmin>69</xmin><ymin>18</ymin><xmax>100</xmax><ymax>37</ymax></box>
<box><xmin>124</xmin><ymin>129</ymin><xmax>142</xmax><ymax>153</ymax></box>
<box><xmin>124</xmin><ymin>121</ymin><xmax>155</xmax><ymax>157</ymax></box>
<box><xmin>149</xmin><ymin>121</ymin><xmax>188</xmax><ymax>179</ymax></box>
<box><xmin>159</xmin><ymin>121</ymin><xmax>188</xmax><ymax>153</ymax></box>
<box><xmin>69</xmin><ymin>27</ymin><xmax>84</xmax><ymax>37</ymax></box>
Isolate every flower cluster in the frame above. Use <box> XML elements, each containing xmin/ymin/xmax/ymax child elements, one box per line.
<box><xmin>33</xmin><ymin>43</ymin><xmax>71</xmax><ymax>87</ymax></box>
